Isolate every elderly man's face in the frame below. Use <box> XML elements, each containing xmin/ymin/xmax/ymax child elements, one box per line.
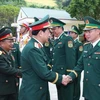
<box><xmin>0</xmin><ymin>39</ymin><xmax>14</xmax><ymax>52</ymax></box>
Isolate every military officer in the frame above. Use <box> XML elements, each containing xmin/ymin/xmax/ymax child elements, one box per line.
<box><xmin>0</xmin><ymin>27</ymin><xmax>22</xmax><ymax>100</ymax></box>
<box><xmin>18</xmin><ymin>15</ymin><xmax>69</xmax><ymax>100</ymax></box>
<box><xmin>49</xmin><ymin>17</ymin><xmax>75</xmax><ymax>100</ymax></box>
<box><xmin>69</xmin><ymin>25</ymin><xmax>83</xmax><ymax>100</ymax></box>
<box><xmin>67</xmin><ymin>16</ymin><xmax>100</xmax><ymax>100</ymax></box>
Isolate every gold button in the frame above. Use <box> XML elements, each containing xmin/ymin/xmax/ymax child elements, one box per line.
<box><xmin>40</xmin><ymin>87</ymin><xmax>42</xmax><ymax>89</ymax></box>
<box><xmin>6</xmin><ymin>80</ymin><xmax>8</xmax><ymax>82</ymax></box>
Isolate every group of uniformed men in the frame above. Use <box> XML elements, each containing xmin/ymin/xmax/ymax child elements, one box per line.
<box><xmin>0</xmin><ymin>15</ymin><xmax>100</xmax><ymax>100</ymax></box>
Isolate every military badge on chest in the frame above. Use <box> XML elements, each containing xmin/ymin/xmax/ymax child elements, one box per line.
<box><xmin>68</xmin><ymin>41</ymin><xmax>73</xmax><ymax>48</ymax></box>
<box><xmin>44</xmin><ymin>42</ymin><xmax>49</xmax><ymax>47</ymax></box>
<box><xmin>79</xmin><ymin>46</ymin><xmax>83</xmax><ymax>51</ymax></box>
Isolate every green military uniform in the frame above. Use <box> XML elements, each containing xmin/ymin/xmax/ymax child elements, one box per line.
<box><xmin>0</xmin><ymin>27</ymin><xmax>22</xmax><ymax>100</ymax></box>
<box><xmin>70</xmin><ymin>25</ymin><xmax>83</xmax><ymax>100</ymax></box>
<box><xmin>69</xmin><ymin>16</ymin><xmax>100</xmax><ymax>100</ymax></box>
<box><xmin>19</xmin><ymin>15</ymin><xmax>63</xmax><ymax>100</ymax></box>
<box><xmin>50</xmin><ymin>17</ymin><xmax>75</xmax><ymax>100</ymax></box>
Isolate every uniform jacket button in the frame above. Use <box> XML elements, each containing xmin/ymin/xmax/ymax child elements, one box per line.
<box><xmin>6</xmin><ymin>80</ymin><xmax>8</xmax><ymax>82</ymax></box>
<box><xmin>61</xmin><ymin>67</ymin><xmax>63</xmax><ymax>69</ymax></box>
<box><xmin>40</xmin><ymin>87</ymin><xmax>42</xmax><ymax>89</ymax></box>
<box><xmin>89</xmin><ymin>56</ymin><xmax>91</xmax><ymax>58</ymax></box>
<box><xmin>87</xmin><ymin>71</ymin><xmax>89</xmax><ymax>73</ymax></box>
<box><xmin>96</xmin><ymin>57</ymin><xmax>98</xmax><ymax>59</ymax></box>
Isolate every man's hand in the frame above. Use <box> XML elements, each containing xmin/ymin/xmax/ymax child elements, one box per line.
<box><xmin>62</xmin><ymin>75</ymin><xmax>72</xmax><ymax>86</ymax></box>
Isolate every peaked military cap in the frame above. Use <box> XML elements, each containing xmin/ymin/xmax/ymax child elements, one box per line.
<box><xmin>83</xmin><ymin>16</ymin><xmax>100</xmax><ymax>30</ymax></box>
<box><xmin>70</xmin><ymin>25</ymin><xmax>81</xmax><ymax>35</ymax></box>
<box><xmin>20</xmin><ymin>22</ymin><xmax>30</xmax><ymax>30</ymax></box>
<box><xmin>49</xmin><ymin>17</ymin><xmax>66</xmax><ymax>27</ymax></box>
<box><xmin>0</xmin><ymin>27</ymin><xmax>13</xmax><ymax>41</ymax></box>
<box><xmin>34</xmin><ymin>17</ymin><xmax>39</xmax><ymax>22</ymax></box>
<box><xmin>29</xmin><ymin>15</ymin><xmax>50</xmax><ymax>31</ymax></box>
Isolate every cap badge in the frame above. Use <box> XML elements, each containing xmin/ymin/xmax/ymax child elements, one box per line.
<box><xmin>50</xmin><ymin>19</ymin><xmax>53</xmax><ymax>23</ymax></box>
<box><xmin>85</xmin><ymin>20</ymin><xmax>89</xmax><ymax>24</ymax></box>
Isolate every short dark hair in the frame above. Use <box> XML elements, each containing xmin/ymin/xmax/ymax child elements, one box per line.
<box><xmin>32</xmin><ymin>28</ymin><xmax>48</xmax><ymax>35</ymax></box>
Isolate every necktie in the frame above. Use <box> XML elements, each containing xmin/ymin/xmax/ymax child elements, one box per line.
<box><xmin>88</xmin><ymin>43</ymin><xmax>93</xmax><ymax>50</ymax></box>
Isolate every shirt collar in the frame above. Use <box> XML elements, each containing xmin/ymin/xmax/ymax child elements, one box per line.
<box><xmin>57</xmin><ymin>32</ymin><xmax>64</xmax><ymax>39</ymax></box>
<box><xmin>92</xmin><ymin>39</ymin><xmax>100</xmax><ymax>48</ymax></box>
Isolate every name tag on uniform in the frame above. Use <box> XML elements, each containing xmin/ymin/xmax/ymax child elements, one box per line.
<box><xmin>94</xmin><ymin>52</ymin><xmax>100</xmax><ymax>54</ymax></box>
<box><xmin>84</xmin><ymin>51</ymin><xmax>88</xmax><ymax>53</ymax></box>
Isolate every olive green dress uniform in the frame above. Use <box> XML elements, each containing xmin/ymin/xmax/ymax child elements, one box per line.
<box><xmin>19</xmin><ymin>38</ymin><xmax>63</xmax><ymax>100</ymax></box>
<box><xmin>19</xmin><ymin>15</ymin><xmax>63</xmax><ymax>100</ymax></box>
<box><xmin>49</xmin><ymin>17</ymin><xmax>75</xmax><ymax>100</ymax></box>
<box><xmin>70</xmin><ymin>25</ymin><xmax>83</xmax><ymax>100</ymax></box>
<box><xmin>0</xmin><ymin>27</ymin><xmax>22</xmax><ymax>100</ymax></box>
<box><xmin>69</xmin><ymin>41</ymin><xmax>100</xmax><ymax>100</ymax></box>
<box><xmin>69</xmin><ymin>16</ymin><xmax>100</xmax><ymax>100</ymax></box>
<box><xmin>0</xmin><ymin>48</ymin><xmax>18</xmax><ymax>95</ymax></box>
<box><xmin>52</xmin><ymin>33</ymin><xmax>75</xmax><ymax>100</ymax></box>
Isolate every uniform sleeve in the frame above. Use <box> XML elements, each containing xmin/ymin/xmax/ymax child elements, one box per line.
<box><xmin>69</xmin><ymin>53</ymin><xmax>84</xmax><ymax>80</ymax></box>
<box><xmin>28</xmin><ymin>48</ymin><xmax>62</xmax><ymax>84</ymax></box>
<box><xmin>65</xmin><ymin>37</ymin><xmax>76</xmax><ymax>72</ymax></box>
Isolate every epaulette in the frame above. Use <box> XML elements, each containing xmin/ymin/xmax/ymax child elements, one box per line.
<box><xmin>84</xmin><ymin>42</ymin><xmax>90</xmax><ymax>45</ymax></box>
<box><xmin>34</xmin><ymin>42</ymin><xmax>42</xmax><ymax>48</ymax></box>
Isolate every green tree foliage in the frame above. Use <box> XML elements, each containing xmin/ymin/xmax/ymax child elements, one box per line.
<box><xmin>0</xmin><ymin>0</ymin><xmax>26</xmax><ymax>7</ymax></box>
<box><xmin>63</xmin><ymin>0</ymin><xmax>100</xmax><ymax>20</ymax></box>
<box><xmin>29</xmin><ymin>3</ymin><xmax>56</xmax><ymax>9</ymax></box>
<box><xmin>0</xmin><ymin>5</ymin><xmax>19</xmax><ymax>28</ymax></box>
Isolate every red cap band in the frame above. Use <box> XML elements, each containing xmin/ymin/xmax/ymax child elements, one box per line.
<box><xmin>31</xmin><ymin>22</ymin><xmax>49</xmax><ymax>31</ymax></box>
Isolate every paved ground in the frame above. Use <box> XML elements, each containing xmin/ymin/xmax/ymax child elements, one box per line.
<box><xmin>49</xmin><ymin>71</ymin><xmax>84</xmax><ymax>100</ymax></box>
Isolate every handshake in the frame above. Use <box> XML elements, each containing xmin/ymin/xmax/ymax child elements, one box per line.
<box><xmin>62</xmin><ymin>75</ymin><xmax>72</xmax><ymax>86</ymax></box>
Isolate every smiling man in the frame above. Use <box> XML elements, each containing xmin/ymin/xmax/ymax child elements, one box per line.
<box><xmin>0</xmin><ymin>27</ymin><xmax>22</xmax><ymax>100</ymax></box>
<box><xmin>67</xmin><ymin>16</ymin><xmax>100</xmax><ymax>100</ymax></box>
